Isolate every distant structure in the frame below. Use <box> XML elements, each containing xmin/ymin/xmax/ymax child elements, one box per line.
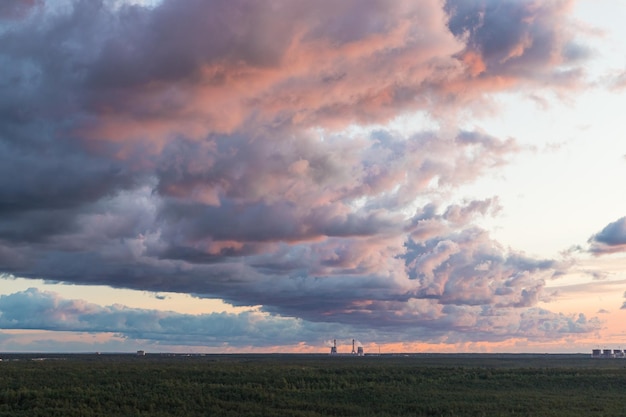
<box><xmin>330</xmin><ymin>339</ymin><xmax>337</xmax><ymax>355</ymax></box>
<box><xmin>591</xmin><ymin>348</ymin><xmax>625</xmax><ymax>359</ymax></box>
<box><xmin>329</xmin><ymin>339</ymin><xmax>365</xmax><ymax>356</ymax></box>
<box><xmin>137</xmin><ymin>350</ymin><xmax>146</xmax><ymax>356</ymax></box>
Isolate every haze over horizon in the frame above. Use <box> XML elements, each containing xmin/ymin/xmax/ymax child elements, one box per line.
<box><xmin>1</xmin><ymin>0</ymin><xmax>625</xmax><ymax>354</ymax></box>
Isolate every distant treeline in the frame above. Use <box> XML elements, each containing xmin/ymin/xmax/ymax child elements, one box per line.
<box><xmin>0</xmin><ymin>354</ymin><xmax>625</xmax><ymax>416</ymax></box>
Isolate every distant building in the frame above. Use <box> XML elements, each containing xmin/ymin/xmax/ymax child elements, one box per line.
<box><xmin>330</xmin><ymin>340</ymin><xmax>337</xmax><ymax>355</ymax></box>
<box><xmin>591</xmin><ymin>348</ymin><xmax>626</xmax><ymax>359</ymax></box>
<box><xmin>137</xmin><ymin>350</ymin><xmax>146</xmax><ymax>356</ymax></box>
<box><xmin>357</xmin><ymin>346</ymin><xmax>364</xmax><ymax>356</ymax></box>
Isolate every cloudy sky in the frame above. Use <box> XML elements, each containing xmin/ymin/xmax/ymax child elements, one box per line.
<box><xmin>1</xmin><ymin>0</ymin><xmax>625</xmax><ymax>354</ymax></box>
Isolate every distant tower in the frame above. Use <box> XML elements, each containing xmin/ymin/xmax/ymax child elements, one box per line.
<box><xmin>330</xmin><ymin>339</ymin><xmax>337</xmax><ymax>355</ymax></box>
<box><xmin>357</xmin><ymin>346</ymin><xmax>364</xmax><ymax>356</ymax></box>
<box><xmin>352</xmin><ymin>339</ymin><xmax>356</xmax><ymax>355</ymax></box>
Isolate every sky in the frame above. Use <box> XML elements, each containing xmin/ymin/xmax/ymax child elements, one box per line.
<box><xmin>0</xmin><ymin>0</ymin><xmax>625</xmax><ymax>354</ymax></box>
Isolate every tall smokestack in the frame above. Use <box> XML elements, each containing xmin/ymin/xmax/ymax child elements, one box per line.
<box><xmin>352</xmin><ymin>339</ymin><xmax>356</xmax><ymax>355</ymax></box>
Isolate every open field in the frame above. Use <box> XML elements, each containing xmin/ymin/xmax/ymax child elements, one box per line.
<box><xmin>1</xmin><ymin>353</ymin><xmax>626</xmax><ymax>416</ymax></box>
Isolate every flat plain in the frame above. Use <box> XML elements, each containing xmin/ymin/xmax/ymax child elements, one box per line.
<box><xmin>1</xmin><ymin>353</ymin><xmax>625</xmax><ymax>416</ymax></box>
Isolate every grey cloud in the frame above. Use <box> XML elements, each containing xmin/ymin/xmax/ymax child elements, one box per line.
<box><xmin>605</xmin><ymin>70</ymin><xmax>626</xmax><ymax>91</ymax></box>
<box><xmin>445</xmin><ymin>0</ymin><xmax>587</xmax><ymax>82</ymax></box>
<box><xmin>0</xmin><ymin>190</ymin><xmax>573</xmax><ymax>343</ymax></box>
<box><xmin>455</xmin><ymin>130</ymin><xmax>519</xmax><ymax>156</ymax></box>
<box><xmin>159</xmin><ymin>199</ymin><xmax>400</xmax><ymax>247</ymax></box>
<box><xmin>89</xmin><ymin>0</ymin><xmax>299</xmax><ymax>89</ymax></box>
<box><xmin>403</xmin><ymin>201</ymin><xmax>557</xmax><ymax>312</ymax></box>
<box><xmin>0</xmin><ymin>288</ymin><xmax>338</xmax><ymax>347</ymax></box>
<box><xmin>591</xmin><ymin>217</ymin><xmax>626</xmax><ymax>245</ymax></box>
<box><xmin>519</xmin><ymin>310</ymin><xmax>600</xmax><ymax>337</ymax></box>
<box><xmin>443</xmin><ymin>197</ymin><xmax>501</xmax><ymax>225</ymax></box>
<box><xmin>547</xmin><ymin>279</ymin><xmax>626</xmax><ymax>300</ymax></box>
<box><xmin>0</xmin><ymin>143</ymin><xmax>136</xmax><ymax>214</ymax></box>
<box><xmin>152</xmin><ymin>129</ymin><xmax>516</xmax><ymax>254</ymax></box>
<box><xmin>408</xmin><ymin>198</ymin><xmax>501</xmax><ymax>239</ymax></box>
<box><xmin>588</xmin><ymin>217</ymin><xmax>626</xmax><ymax>255</ymax></box>
<box><xmin>448</xmin><ymin>306</ymin><xmax>601</xmax><ymax>341</ymax></box>
<box><xmin>0</xmin><ymin>5</ymin><xmax>145</xmax><ymax>246</ymax></box>
<box><xmin>0</xmin><ymin>287</ymin><xmax>602</xmax><ymax>347</ymax></box>
<box><xmin>0</xmin><ymin>0</ymin><xmax>39</xmax><ymax>20</ymax></box>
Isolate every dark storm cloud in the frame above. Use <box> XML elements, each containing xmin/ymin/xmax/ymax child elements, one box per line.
<box><xmin>588</xmin><ymin>217</ymin><xmax>626</xmax><ymax>255</ymax></box>
<box><xmin>0</xmin><ymin>0</ymin><xmax>599</xmax><ymax>344</ymax></box>
<box><xmin>0</xmin><ymin>143</ymin><xmax>135</xmax><ymax>214</ymax></box>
